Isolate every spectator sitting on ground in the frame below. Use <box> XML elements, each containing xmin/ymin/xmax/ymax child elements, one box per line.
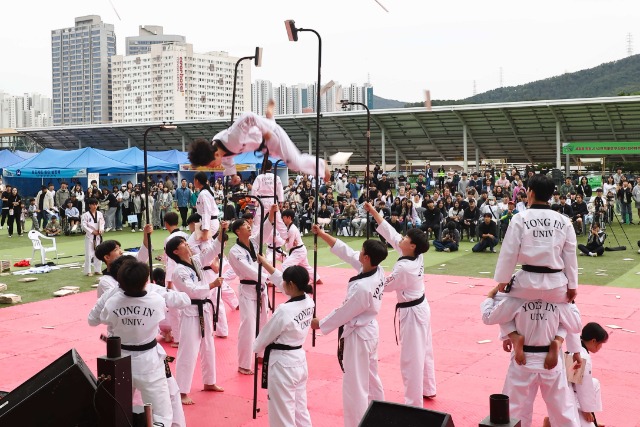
<box><xmin>472</xmin><ymin>213</ymin><xmax>499</xmax><ymax>253</ymax></box>
<box><xmin>578</xmin><ymin>223</ymin><xmax>606</xmax><ymax>257</ymax></box>
<box><xmin>433</xmin><ymin>221</ymin><xmax>460</xmax><ymax>252</ymax></box>
<box><xmin>64</xmin><ymin>200</ymin><xmax>80</xmax><ymax>232</ymax></box>
<box><xmin>550</xmin><ymin>190</ymin><xmax>561</xmax><ymax>208</ymax></box>
<box><xmin>45</xmin><ymin>215</ymin><xmax>62</xmax><ymax>237</ymax></box>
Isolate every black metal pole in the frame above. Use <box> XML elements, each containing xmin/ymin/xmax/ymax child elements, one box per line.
<box><xmin>365</xmin><ymin>105</ymin><xmax>371</xmax><ymax>239</ymax></box>
<box><xmin>298</xmin><ymin>27</ymin><xmax>322</xmax><ymax>347</ymax></box>
<box><xmin>143</xmin><ymin>127</ymin><xmax>159</xmax><ymax>277</ymax></box>
<box><xmin>230</xmin><ymin>55</ymin><xmax>255</xmax><ymax>126</ymax></box>
<box><xmin>250</xmin><ymin>194</ymin><xmax>266</xmax><ymax>420</ymax></box>
<box><xmin>214</xmin><ymin>187</ymin><xmax>226</xmax><ymax>331</ymax></box>
<box><xmin>271</xmin><ymin>160</ymin><xmax>284</xmax><ymax>313</ymax></box>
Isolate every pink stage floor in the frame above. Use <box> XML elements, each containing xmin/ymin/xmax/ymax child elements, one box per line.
<box><xmin>1</xmin><ymin>267</ymin><xmax>639</xmax><ymax>426</ymax></box>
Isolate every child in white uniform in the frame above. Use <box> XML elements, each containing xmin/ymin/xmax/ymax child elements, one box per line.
<box><xmin>92</xmin><ymin>260</ymin><xmax>179</xmax><ymax>426</ymax></box>
<box><xmin>166</xmin><ymin>234</ymin><xmax>225</xmax><ymax>405</ymax></box>
<box><xmin>194</xmin><ymin>172</ymin><xmax>220</xmax><ymax>242</ymax></box>
<box><xmin>188</xmin><ymin>100</ymin><xmax>330</xmax><ymax>186</ymax></box>
<box><xmin>310</xmin><ymin>225</ymin><xmax>388</xmax><ymax>427</ymax></box>
<box><xmin>364</xmin><ymin>202</ymin><xmax>436</xmax><ymax>405</ymax></box>
<box><xmin>254</xmin><ymin>260</ymin><xmax>315</xmax><ymax>427</ymax></box>
<box><xmin>481</xmin><ymin>284</ymin><xmax>582</xmax><ymax>427</ymax></box>
<box><xmin>81</xmin><ymin>198</ymin><xmax>105</xmax><ymax>276</ymax></box>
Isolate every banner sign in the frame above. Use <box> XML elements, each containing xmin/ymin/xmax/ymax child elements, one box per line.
<box><xmin>562</xmin><ymin>142</ymin><xmax>640</xmax><ymax>155</ymax></box>
<box><xmin>179</xmin><ymin>164</ymin><xmax>254</xmax><ymax>172</ymax></box>
<box><xmin>3</xmin><ymin>168</ymin><xmax>87</xmax><ymax>178</ymax></box>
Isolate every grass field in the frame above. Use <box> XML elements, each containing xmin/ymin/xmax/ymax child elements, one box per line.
<box><xmin>0</xmin><ymin>218</ymin><xmax>639</xmax><ymax>307</ymax></box>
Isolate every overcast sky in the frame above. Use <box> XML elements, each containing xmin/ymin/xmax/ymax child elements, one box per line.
<box><xmin>1</xmin><ymin>0</ymin><xmax>638</xmax><ymax>102</ymax></box>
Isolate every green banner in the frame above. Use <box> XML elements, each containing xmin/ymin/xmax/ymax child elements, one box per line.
<box><xmin>562</xmin><ymin>142</ymin><xmax>640</xmax><ymax>155</ymax></box>
<box><xmin>587</xmin><ymin>176</ymin><xmax>602</xmax><ymax>188</ymax></box>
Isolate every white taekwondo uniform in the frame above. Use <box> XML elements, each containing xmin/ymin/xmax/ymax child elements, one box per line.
<box><xmin>227</xmin><ymin>220</ymin><xmax>274</xmax><ymax>370</ymax></box>
<box><xmin>89</xmin><ymin>280</ymin><xmax>189</xmax><ymax>427</ymax></box>
<box><xmin>318</xmin><ymin>240</ymin><xmax>385</xmax><ymax>427</ymax></box>
<box><xmin>164</xmin><ymin>230</ymin><xmax>189</xmax><ymax>344</ymax></box>
<box><xmin>214</xmin><ymin>112</ymin><xmax>326</xmax><ymax>179</ymax></box>
<box><xmin>377</xmin><ymin>221</ymin><xmax>436</xmax><ymax>406</ymax></box>
<box><xmin>81</xmin><ymin>209</ymin><xmax>105</xmax><ymax>275</ymax></box>
<box><xmin>573</xmin><ymin>346</ymin><xmax>602</xmax><ymax>427</ymax></box>
<box><xmin>251</xmin><ymin>170</ymin><xmax>284</xmax><ymax>240</ymax></box>
<box><xmin>96</xmin><ymin>243</ymin><xmax>150</xmax><ymax>298</ymax></box>
<box><xmin>273</xmin><ymin>218</ymin><xmax>318</xmax><ymax>283</ymax></box>
<box><xmin>481</xmin><ymin>296</ymin><xmax>582</xmax><ymax>427</ymax></box>
<box><xmin>171</xmin><ymin>239</ymin><xmax>221</xmax><ymax>395</ymax></box>
<box><xmin>196</xmin><ymin>186</ymin><xmax>220</xmax><ymax>241</ymax></box>
<box><xmin>253</xmin><ymin>270</ymin><xmax>314</xmax><ymax>427</ymax></box>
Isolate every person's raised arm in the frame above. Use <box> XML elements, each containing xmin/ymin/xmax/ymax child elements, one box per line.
<box><xmin>364</xmin><ymin>202</ymin><xmax>383</xmax><ymax>225</ymax></box>
<box><xmin>311</xmin><ymin>224</ymin><xmax>337</xmax><ymax>248</ymax></box>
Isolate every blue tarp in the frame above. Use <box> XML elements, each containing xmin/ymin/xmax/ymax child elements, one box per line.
<box><xmin>4</xmin><ymin>147</ymin><xmax>136</xmax><ymax>176</ymax></box>
<box><xmin>148</xmin><ymin>149</ymin><xmax>189</xmax><ymax>165</ymax></box>
<box><xmin>94</xmin><ymin>147</ymin><xmax>177</xmax><ymax>172</ymax></box>
<box><xmin>0</xmin><ymin>150</ymin><xmax>25</xmax><ymax>168</ymax></box>
<box><xmin>14</xmin><ymin>150</ymin><xmax>38</xmax><ymax>159</ymax></box>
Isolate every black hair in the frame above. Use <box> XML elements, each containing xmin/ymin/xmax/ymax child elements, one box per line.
<box><xmin>165</xmin><ymin>236</ymin><xmax>186</xmax><ymax>265</ymax></box>
<box><xmin>152</xmin><ymin>267</ymin><xmax>166</xmax><ymax>287</ymax></box>
<box><xmin>164</xmin><ymin>211</ymin><xmax>179</xmax><ymax>227</ymax></box>
<box><xmin>117</xmin><ymin>260</ymin><xmax>149</xmax><ymax>293</ymax></box>
<box><xmin>95</xmin><ymin>240</ymin><xmax>122</xmax><ymax>262</ymax></box>
<box><xmin>446</xmin><ymin>221</ymin><xmax>456</xmax><ymax>231</ymax></box>
<box><xmin>187</xmin><ymin>213</ymin><xmax>202</xmax><ymax>224</ymax></box>
<box><xmin>194</xmin><ymin>171</ymin><xmax>210</xmax><ymax>188</ymax></box>
<box><xmin>264</xmin><ymin>160</ymin><xmax>273</xmax><ymax>170</ymax></box>
<box><xmin>362</xmin><ymin>239</ymin><xmax>388</xmax><ymax>267</ymax></box>
<box><xmin>406</xmin><ymin>228</ymin><xmax>429</xmax><ymax>255</ymax></box>
<box><xmin>528</xmin><ymin>174</ymin><xmax>555</xmax><ymax>202</ymax></box>
<box><xmin>581</xmin><ymin>322</ymin><xmax>608</xmax><ymax>343</ymax></box>
<box><xmin>109</xmin><ymin>255</ymin><xmax>136</xmax><ymax>278</ymax></box>
<box><xmin>282</xmin><ymin>266</ymin><xmax>313</xmax><ymax>293</ymax></box>
<box><xmin>281</xmin><ymin>209</ymin><xmax>295</xmax><ymax>219</ymax></box>
<box><xmin>188</xmin><ymin>138</ymin><xmax>215</xmax><ymax>167</ymax></box>
<box><xmin>242</xmin><ymin>212</ymin><xmax>254</xmax><ymax>220</ymax></box>
<box><xmin>86</xmin><ymin>197</ymin><xmax>99</xmax><ymax>205</ymax></box>
<box><xmin>231</xmin><ymin>219</ymin><xmax>246</xmax><ymax>234</ymax></box>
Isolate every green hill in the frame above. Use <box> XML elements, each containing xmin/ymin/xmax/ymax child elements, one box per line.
<box><xmin>390</xmin><ymin>54</ymin><xmax>640</xmax><ymax>107</ymax></box>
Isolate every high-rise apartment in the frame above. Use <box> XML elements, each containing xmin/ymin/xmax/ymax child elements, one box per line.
<box><xmin>0</xmin><ymin>91</ymin><xmax>53</xmax><ymax>128</ymax></box>
<box><xmin>111</xmin><ymin>42</ymin><xmax>250</xmax><ymax>123</ymax></box>
<box><xmin>125</xmin><ymin>25</ymin><xmax>186</xmax><ymax>55</ymax></box>
<box><xmin>51</xmin><ymin>15</ymin><xmax>116</xmax><ymax>125</ymax></box>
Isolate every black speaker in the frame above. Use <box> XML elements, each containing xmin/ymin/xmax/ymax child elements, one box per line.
<box><xmin>0</xmin><ymin>349</ymin><xmax>98</xmax><ymax>426</ymax></box>
<box><xmin>359</xmin><ymin>400</ymin><xmax>455</xmax><ymax>427</ymax></box>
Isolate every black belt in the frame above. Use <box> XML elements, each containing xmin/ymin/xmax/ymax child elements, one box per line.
<box><xmin>121</xmin><ymin>339</ymin><xmax>157</xmax><ymax>352</ymax></box>
<box><xmin>394</xmin><ymin>294</ymin><xmax>425</xmax><ymax>345</ymax></box>
<box><xmin>261</xmin><ymin>343</ymin><xmax>302</xmax><ymax>389</ymax></box>
<box><xmin>203</xmin><ymin>266</ymin><xmax>213</xmax><ymax>271</ymax></box>
<box><xmin>240</xmin><ymin>279</ymin><xmax>271</xmax><ymax>310</ymax></box>
<box><xmin>337</xmin><ymin>326</ymin><xmax>345</xmax><ymax>373</ymax></box>
<box><xmin>164</xmin><ymin>356</ymin><xmax>175</xmax><ymax>378</ymax></box>
<box><xmin>523</xmin><ymin>345</ymin><xmax>550</xmax><ymax>353</ymax></box>
<box><xmin>267</xmin><ymin>245</ymin><xmax>286</xmax><ymax>254</ymax></box>
<box><xmin>191</xmin><ymin>298</ymin><xmax>214</xmax><ymax>338</ymax></box>
<box><xmin>258</xmin><ymin>195</ymin><xmax>275</xmax><ymax>198</ymax></box>
<box><xmin>289</xmin><ymin>245</ymin><xmax>304</xmax><ymax>255</ymax></box>
<box><xmin>210</xmin><ymin>215</ymin><xmax>218</xmax><ymax>220</ymax></box>
<box><xmin>521</xmin><ymin>265</ymin><xmax>562</xmax><ymax>274</ymax></box>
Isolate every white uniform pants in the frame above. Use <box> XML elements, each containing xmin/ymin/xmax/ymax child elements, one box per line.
<box><xmin>342</xmin><ymin>333</ymin><xmax>384</xmax><ymax>427</ymax></box>
<box><xmin>237</xmin><ymin>284</ymin><xmax>269</xmax><ymax>370</ymax></box>
<box><xmin>251</xmin><ymin>201</ymin><xmax>279</xmax><ymax>240</ymax></box>
<box><xmin>268</xmin><ymin>362</ymin><xmax>312</xmax><ymax>427</ymax></box>
<box><xmin>166</xmin><ymin>307</ymin><xmax>181</xmax><ymax>343</ymax></box>
<box><xmin>575</xmin><ymin>378</ymin><xmax>601</xmax><ymax>427</ymax></box>
<box><xmin>282</xmin><ymin>248</ymin><xmax>319</xmax><ymax>283</ymax></box>
<box><xmin>210</xmin><ymin>288</ymin><xmax>229</xmax><ymax>337</ymax></box>
<box><xmin>132</xmin><ymin>373</ymin><xmax>173</xmax><ymax>427</ymax></box>
<box><xmin>83</xmin><ymin>235</ymin><xmax>102</xmax><ymax>274</ymax></box>
<box><xmin>221</xmin><ymin>281</ymin><xmax>239</xmax><ymax>310</ymax></box>
<box><xmin>167</xmin><ymin>376</ymin><xmax>186</xmax><ymax>427</ymax></box>
<box><xmin>502</xmin><ymin>362</ymin><xmax>579</xmax><ymax>427</ymax></box>
<box><xmin>399</xmin><ymin>307</ymin><xmax>436</xmax><ymax>406</ymax></box>
<box><xmin>176</xmin><ymin>313</ymin><xmax>216</xmax><ymax>393</ymax></box>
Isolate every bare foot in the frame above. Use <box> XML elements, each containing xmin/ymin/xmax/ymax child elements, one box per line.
<box><xmin>238</xmin><ymin>367</ymin><xmax>254</xmax><ymax>375</ymax></box>
<box><xmin>181</xmin><ymin>393</ymin><xmax>194</xmax><ymax>405</ymax></box>
<box><xmin>542</xmin><ymin>416</ymin><xmax>551</xmax><ymax>427</ymax></box>
<box><xmin>512</xmin><ymin>334</ymin><xmax>526</xmax><ymax>365</ymax></box>
<box><xmin>315</xmin><ymin>279</ymin><xmax>323</xmax><ymax>285</ymax></box>
<box><xmin>204</xmin><ymin>384</ymin><xmax>224</xmax><ymax>392</ymax></box>
<box><xmin>170</xmin><ymin>342</ymin><xmax>179</xmax><ymax>348</ymax></box>
<box><xmin>266</xmin><ymin>100</ymin><xmax>275</xmax><ymax>119</ymax></box>
<box><xmin>163</xmin><ymin>331</ymin><xmax>174</xmax><ymax>343</ymax></box>
<box><xmin>215</xmin><ymin>334</ymin><xmax>228</xmax><ymax>339</ymax></box>
<box><xmin>423</xmin><ymin>394</ymin><xmax>436</xmax><ymax>399</ymax></box>
<box><xmin>544</xmin><ymin>339</ymin><xmax>560</xmax><ymax>370</ymax></box>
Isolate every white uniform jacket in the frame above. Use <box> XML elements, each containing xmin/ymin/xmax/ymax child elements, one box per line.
<box><xmin>574</xmin><ymin>347</ymin><xmax>601</xmax><ymax>413</ymax></box>
<box><xmin>253</xmin><ymin>270</ymin><xmax>314</xmax><ymax>366</ymax></box>
<box><xmin>170</xmin><ymin>243</ymin><xmax>220</xmax><ymax>318</ymax></box>
<box><xmin>195</xmin><ymin>188</ymin><xmax>219</xmax><ymax>233</ymax></box>
<box><xmin>81</xmin><ymin>210</ymin><xmax>105</xmax><ymax>240</ymax></box>
<box><xmin>481</xmin><ymin>297</ymin><xmax>582</xmax><ymax>368</ymax></box>
<box><xmin>494</xmin><ymin>204</ymin><xmax>578</xmax><ymax>292</ymax></box>
<box><xmin>319</xmin><ymin>240</ymin><xmax>385</xmax><ymax>341</ymax></box>
<box><xmin>97</xmin><ymin>245</ymin><xmax>150</xmax><ymax>298</ymax></box>
<box><xmin>164</xmin><ymin>230</ymin><xmax>190</xmax><ymax>282</ymax></box>
<box><xmin>252</xmin><ymin>172</ymin><xmax>285</xmax><ymax>203</ymax></box>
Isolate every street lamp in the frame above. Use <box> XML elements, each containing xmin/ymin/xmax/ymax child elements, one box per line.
<box><xmin>340</xmin><ymin>99</ymin><xmax>372</xmax><ymax>238</ymax></box>
<box><xmin>285</xmin><ymin>19</ymin><xmax>322</xmax><ymax>347</ymax></box>
<box><xmin>142</xmin><ymin>123</ymin><xmax>177</xmax><ymax>275</ymax></box>
<box><xmin>230</xmin><ymin>47</ymin><xmax>263</xmax><ymax>125</ymax></box>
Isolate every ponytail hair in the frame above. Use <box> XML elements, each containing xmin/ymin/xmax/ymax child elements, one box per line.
<box><xmin>282</xmin><ymin>265</ymin><xmax>313</xmax><ymax>294</ymax></box>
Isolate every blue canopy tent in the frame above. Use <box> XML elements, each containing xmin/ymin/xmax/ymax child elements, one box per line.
<box><xmin>148</xmin><ymin>149</ymin><xmax>188</xmax><ymax>166</ymax></box>
<box><xmin>14</xmin><ymin>150</ymin><xmax>38</xmax><ymax>160</ymax></box>
<box><xmin>94</xmin><ymin>147</ymin><xmax>178</xmax><ymax>172</ymax></box>
<box><xmin>0</xmin><ymin>150</ymin><xmax>26</xmax><ymax>169</ymax></box>
<box><xmin>3</xmin><ymin>148</ymin><xmax>137</xmax><ymax>196</ymax></box>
